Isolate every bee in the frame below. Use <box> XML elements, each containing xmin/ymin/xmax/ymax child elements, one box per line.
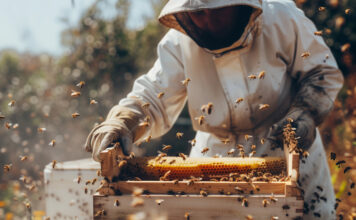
<box><xmin>244</xmin><ymin>135</ymin><xmax>252</xmax><ymax>141</ymax></box>
<box><xmin>236</xmin><ymin>98</ymin><xmax>244</xmax><ymax>104</ymax></box>
<box><xmin>157</xmin><ymin>92</ymin><xmax>164</xmax><ymax>99</ymax></box>
<box><xmin>235</xmin><ymin>186</ymin><xmax>244</xmax><ymax>194</ymax></box>
<box><xmin>159</xmin><ymin>159</ymin><xmax>167</xmax><ymax>164</ymax></box>
<box><xmin>318</xmin><ymin>6</ymin><xmax>326</xmax><ymax>12</ymax></box>
<box><xmin>330</xmin><ymin>152</ymin><xmax>336</xmax><ymax>160</ymax></box>
<box><xmin>198</xmin><ymin>189</ymin><xmax>208</xmax><ymax>197</ymax></box>
<box><xmin>71</xmin><ymin>112</ymin><xmax>80</xmax><ymax>118</ymax></box>
<box><xmin>129</xmin><ymin>152</ymin><xmax>135</xmax><ymax>159</ymax></box>
<box><xmin>303</xmin><ymin>151</ymin><xmax>310</xmax><ymax>158</ymax></box>
<box><xmin>301</xmin><ymin>52</ymin><xmax>310</xmax><ymax>58</ymax></box>
<box><xmin>141</xmin><ymin>102</ymin><xmax>150</xmax><ymax>108</ymax></box>
<box><xmin>239</xmin><ymin>149</ymin><xmax>245</xmax><ymax>158</ymax></box>
<box><xmin>85</xmin><ymin>180</ymin><xmax>91</xmax><ymax>185</ymax></box>
<box><xmin>282</xmin><ymin>204</ymin><xmax>290</xmax><ymax>210</ymax></box>
<box><xmin>221</xmin><ymin>138</ymin><xmax>230</xmax><ymax>145</ymax></box>
<box><xmin>12</xmin><ymin>123</ymin><xmax>19</xmax><ymax>129</ymax></box>
<box><xmin>184</xmin><ymin>212</ymin><xmax>190</xmax><ymax>220</ymax></box>
<box><xmin>260</xmin><ymin>138</ymin><xmax>265</xmax><ymax>145</ymax></box>
<box><xmin>114</xmin><ymin>199</ymin><xmax>120</xmax><ymax>207</ymax></box>
<box><xmin>169</xmin><ymin>159</ymin><xmax>176</xmax><ymax>165</ymax></box>
<box><xmin>173</xmin><ymin>179</ymin><xmax>179</xmax><ymax>184</ymax></box>
<box><xmin>155</xmin><ymin>153</ymin><xmax>167</xmax><ymax>161</ymax></box>
<box><xmin>162</xmin><ymin>170</ymin><xmax>171</xmax><ymax>180</ymax></box>
<box><xmin>249</xmin><ymin>151</ymin><xmax>256</xmax><ymax>158</ymax></box>
<box><xmin>201</xmin><ymin>147</ymin><xmax>209</xmax><ymax>154</ymax></box>
<box><xmin>313</xmin><ymin>212</ymin><xmax>321</xmax><ymax>218</ymax></box>
<box><xmin>245</xmin><ymin>215</ymin><xmax>253</xmax><ymax>220</ymax></box>
<box><xmin>181</xmin><ymin>78</ymin><xmax>191</xmax><ymax>86</ymax></box>
<box><xmin>251</xmin><ymin>145</ymin><xmax>256</xmax><ymax>150</ymax></box>
<box><xmin>20</xmin><ymin>155</ymin><xmax>28</xmax><ymax>161</ymax></box>
<box><xmin>314</xmin><ymin>31</ymin><xmax>323</xmax><ymax>36</ymax></box>
<box><xmin>161</xmin><ymin>145</ymin><xmax>172</xmax><ymax>152</ymax></box>
<box><xmin>341</xmin><ymin>43</ymin><xmax>351</xmax><ymax>53</ymax></box>
<box><xmin>131</xmin><ymin>198</ymin><xmax>144</xmax><ymax>207</ymax></box>
<box><xmin>70</xmin><ymin>90</ymin><xmax>81</xmax><ymax>97</ymax></box>
<box><xmin>144</xmin><ymin>135</ymin><xmax>152</xmax><ymax>143</ymax></box>
<box><xmin>74</xmin><ymin>176</ymin><xmax>81</xmax><ymax>184</ymax></box>
<box><xmin>76</xmin><ymin>81</ymin><xmax>85</xmax><ymax>88</ymax></box>
<box><xmin>259</xmin><ymin>104</ymin><xmax>270</xmax><ymax>110</ymax></box>
<box><xmin>248</xmin><ymin>74</ymin><xmax>257</xmax><ymax>80</ymax></box>
<box><xmin>345</xmin><ymin>9</ymin><xmax>351</xmax><ymax>14</ymax></box>
<box><xmin>227</xmin><ymin>148</ymin><xmax>235</xmax><ymax>155</ymax></box>
<box><xmin>176</xmin><ymin>132</ymin><xmax>184</xmax><ymax>139</ymax></box>
<box><xmin>49</xmin><ymin>139</ymin><xmax>56</xmax><ymax>147</ymax></box>
<box><xmin>270</xmin><ymin>194</ymin><xmax>278</xmax><ymax>203</ymax></box>
<box><xmin>187</xmin><ymin>179</ymin><xmax>194</xmax><ymax>186</ymax></box>
<box><xmin>52</xmin><ymin>160</ymin><xmax>57</xmax><ymax>168</ymax></box>
<box><xmin>336</xmin><ymin>160</ymin><xmax>346</xmax><ymax>167</ymax></box>
<box><xmin>201</xmin><ymin>103</ymin><xmax>214</xmax><ymax>114</ymax></box>
<box><xmin>118</xmin><ymin>160</ymin><xmax>127</xmax><ymax>169</ymax></box>
<box><xmin>139</xmin><ymin>121</ymin><xmax>150</xmax><ymax>127</ymax></box>
<box><xmin>132</xmin><ymin>187</ymin><xmax>143</xmax><ymax>197</ymax></box>
<box><xmin>316</xmin><ymin>185</ymin><xmax>323</xmax><ymax>192</ymax></box>
<box><xmin>90</xmin><ymin>99</ymin><xmax>98</xmax><ymax>105</ymax></box>
<box><xmin>94</xmin><ymin>209</ymin><xmax>105</xmax><ymax>217</ymax></box>
<box><xmin>5</xmin><ymin>122</ymin><xmax>12</xmax><ymax>129</ymax></box>
<box><xmin>96</xmin><ymin>170</ymin><xmax>101</xmax><ymax>176</ymax></box>
<box><xmin>189</xmin><ymin>139</ymin><xmax>196</xmax><ymax>147</ymax></box>
<box><xmin>25</xmin><ymin>202</ymin><xmax>31</xmax><ymax>210</ymax></box>
<box><xmin>179</xmin><ymin>153</ymin><xmax>187</xmax><ymax>160</ymax></box>
<box><xmin>195</xmin><ymin>115</ymin><xmax>205</xmax><ymax>125</ymax></box>
<box><xmin>91</xmin><ymin>178</ymin><xmax>97</xmax><ymax>185</ymax></box>
<box><xmin>155</xmin><ymin>199</ymin><xmax>164</xmax><ymax>205</ymax></box>
<box><xmin>350</xmin><ymin>182</ymin><xmax>355</xmax><ymax>189</ymax></box>
<box><xmin>241</xmin><ymin>198</ymin><xmax>249</xmax><ymax>207</ymax></box>
<box><xmin>8</xmin><ymin>100</ymin><xmax>15</xmax><ymax>107</ymax></box>
<box><xmin>3</xmin><ymin>164</ymin><xmax>12</xmax><ymax>172</ymax></box>
<box><xmin>38</xmin><ymin>127</ymin><xmax>47</xmax><ymax>133</ymax></box>
<box><xmin>344</xmin><ymin>166</ymin><xmax>351</xmax><ymax>173</ymax></box>
<box><xmin>258</xmin><ymin>71</ymin><xmax>265</xmax><ymax>79</ymax></box>
<box><xmin>262</xmin><ymin>199</ymin><xmax>270</xmax><ymax>207</ymax></box>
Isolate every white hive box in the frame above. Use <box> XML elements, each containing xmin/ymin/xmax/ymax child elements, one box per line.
<box><xmin>44</xmin><ymin>158</ymin><xmax>102</xmax><ymax>220</ymax></box>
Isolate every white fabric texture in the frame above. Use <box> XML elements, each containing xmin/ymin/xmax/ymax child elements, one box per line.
<box><xmin>117</xmin><ymin>0</ymin><xmax>343</xmax><ymax>219</ymax></box>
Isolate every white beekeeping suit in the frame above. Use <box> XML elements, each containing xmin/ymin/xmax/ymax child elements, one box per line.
<box><xmin>85</xmin><ymin>0</ymin><xmax>344</xmax><ymax>219</ymax></box>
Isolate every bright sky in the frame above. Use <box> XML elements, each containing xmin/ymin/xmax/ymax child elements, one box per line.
<box><xmin>0</xmin><ymin>0</ymin><xmax>153</xmax><ymax>56</ymax></box>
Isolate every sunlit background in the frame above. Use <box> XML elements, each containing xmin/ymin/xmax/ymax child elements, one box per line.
<box><xmin>0</xmin><ymin>0</ymin><xmax>355</xmax><ymax>219</ymax></box>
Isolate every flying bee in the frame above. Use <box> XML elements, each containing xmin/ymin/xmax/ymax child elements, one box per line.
<box><xmin>236</xmin><ymin>144</ymin><xmax>244</xmax><ymax>150</ymax></box>
<box><xmin>162</xmin><ymin>145</ymin><xmax>172</xmax><ymax>151</ymax></box>
<box><xmin>181</xmin><ymin>78</ymin><xmax>191</xmax><ymax>86</ymax></box>
<box><xmin>72</xmin><ymin>112</ymin><xmax>80</xmax><ymax>118</ymax></box>
<box><xmin>49</xmin><ymin>139</ymin><xmax>56</xmax><ymax>147</ymax></box>
<box><xmin>70</xmin><ymin>90</ymin><xmax>81</xmax><ymax>97</ymax></box>
<box><xmin>5</xmin><ymin>122</ymin><xmax>12</xmax><ymax>129</ymax></box>
<box><xmin>189</xmin><ymin>139</ymin><xmax>196</xmax><ymax>147</ymax></box>
<box><xmin>169</xmin><ymin>159</ymin><xmax>176</xmax><ymax>165</ymax></box>
<box><xmin>241</xmin><ymin>198</ymin><xmax>249</xmax><ymax>207</ymax></box>
<box><xmin>341</xmin><ymin>43</ymin><xmax>351</xmax><ymax>53</ymax></box>
<box><xmin>144</xmin><ymin>135</ymin><xmax>152</xmax><ymax>143</ymax></box>
<box><xmin>314</xmin><ymin>31</ymin><xmax>323</xmax><ymax>36</ymax></box>
<box><xmin>244</xmin><ymin>135</ymin><xmax>253</xmax><ymax>141</ymax></box>
<box><xmin>118</xmin><ymin>160</ymin><xmax>127</xmax><ymax>169</ymax></box>
<box><xmin>157</xmin><ymin>92</ymin><xmax>164</xmax><ymax>99</ymax></box>
<box><xmin>8</xmin><ymin>100</ymin><xmax>15</xmax><ymax>107</ymax></box>
<box><xmin>345</xmin><ymin>9</ymin><xmax>351</xmax><ymax>14</ymax></box>
<box><xmin>301</xmin><ymin>52</ymin><xmax>310</xmax><ymax>58</ymax></box>
<box><xmin>227</xmin><ymin>149</ymin><xmax>235</xmax><ymax>155</ymax></box>
<box><xmin>260</xmin><ymin>138</ymin><xmax>265</xmax><ymax>144</ymax></box>
<box><xmin>131</xmin><ymin>198</ymin><xmax>144</xmax><ymax>207</ymax></box>
<box><xmin>262</xmin><ymin>199</ymin><xmax>270</xmax><ymax>207</ymax></box>
<box><xmin>25</xmin><ymin>202</ymin><xmax>31</xmax><ymax>210</ymax></box>
<box><xmin>155</xmin><ymin>199</ymin><xmax>164</xmax><ymax>205</ymax></box>
<box><xmin>236</xmin><ymin>98</ymin><xmax>244</xmax><ymax>104</ymax></box>
<box><xmin>258</xmin><ymin>71</ymin><xmax>265</xmax><ymax>79</ymax></box>
<box><xmin>195</xmin><ymin>115</ymin><xmax>205</xmax><ymax>125</ymax></box>
<box><xmin>38</xmin><ymin>127</ymin><xmax>47</xmax><ymax>133</ymax></box>
<box><xmin>318</xmin><ymin>6</ymin><xmax>326</xmax><ymax>11</ymax></box>
<box><xmin>155</xmin><ymin>153</ymin><xmax>167</xmax><ymax>161</ymax></box>
<box><xmin>52</xmin><ymin>160</ymin><xmax>57</xmax><ymax>168</ymax></box>
<box><xmin>114</xmin><ymin>199</ymin><xmax>120</xmax><ymax>207</ymax></box>
<box><xmin>3</xmin><ymin>164</ymin><xmax>12</xmax><ymax>172</ymax></box>
<box><xmin>12</xmin><ymin>123</ymin><xmax>19</xmax><ymax>129</ymax></box>
<box><xmin>201</xmin><ymin>147</ymin><xmax>209</xmax><ymax>154</ymax></box>
<box><xmin>76</xmin><ymin>81</ymin><xmax>85</xmax><ymax>88</ymax></box>
<box><xmin>176</xmin><ymin>132</ymin><xmax>184</xmax><ymax>139</ymax></box>
<box><xmin>249</xmin><ymin>151</ymin><xmax>256</xmax><ymax>157</ymax></box>
<box><xmin>20</xmin><ymin>155</ymin><xmax>28</xmax><ymax>161</ymax></box>
<box><xmin>248</xmin><ymin>74</ymin><xmax>257</xmax><ymax>80</ymax></box>
<box><xmin>179</xmin><ymin>153</ymin><xmax>187</xmax><ymax>160</ymax></box>
<box><xmin>90</xmin><ymin>99</ymin><xmax>98</xmax><ymax>105</ymax></box>
<box><xmin>251</xmin><ymin>145</ymin><xmax>256</xmax><ymax>150</ymax></box>
<box><xmin>259</xmin><ymin>104</ymin><xmax>270</xmax><ymax>110</ymax></box>
<box><xmin>132</xmin><ymin>187</ymin><xmax>143</xmax><ymax>197</ymax></box>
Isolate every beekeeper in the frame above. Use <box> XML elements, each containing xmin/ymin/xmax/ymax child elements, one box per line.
<box><xmin>85</xmin><ymin>0</ymin><xmax>343</xmax><ymax>219</ymax></box>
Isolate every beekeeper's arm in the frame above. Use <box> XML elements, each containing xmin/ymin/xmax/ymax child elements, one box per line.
<box><xmin>269</xmin><ymin>1</ymin><xmax>344</xmax><ymax>150</ymax></box>
<box><xmin>85</xmin><ymin>30</ymin><xmax>187</xmax><ymax>161</ymax></box>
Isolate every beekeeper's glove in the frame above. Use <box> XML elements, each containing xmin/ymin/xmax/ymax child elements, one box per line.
<box><xmin>267</xmin><ymin>107</ymin><xmax>316</xmax><ymax>151</ymax></box>
<box><xmin>84</xmin><ymin>105</ymin><xmax>147</xmax><ymax>161</ymax></box>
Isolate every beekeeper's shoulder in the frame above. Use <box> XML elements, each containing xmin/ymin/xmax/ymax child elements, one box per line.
<box><xmin>157</xmin><ymin>29</ymin><xmax>187</xmax><ymax>57</ymax></box>
<box><xmin>263</xmin><ymin>0</ymin><xmax>304</xmax><ymax>28</ymax></box>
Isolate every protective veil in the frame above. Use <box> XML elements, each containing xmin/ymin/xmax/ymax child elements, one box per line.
<box><xmin>89</xmin><ymin>0</ymin><xmax>344</xmax><ymax>219</ymax></box>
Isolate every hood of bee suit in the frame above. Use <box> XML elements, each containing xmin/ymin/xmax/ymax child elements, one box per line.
<box><xmin>158</xmin><ymin>0</ymin><xmax>263</xmax><ymax>55</ymax></box>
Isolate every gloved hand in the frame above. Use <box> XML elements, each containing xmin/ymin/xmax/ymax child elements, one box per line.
<box><xmin>267</xmin><ymin>107</ymin><xmax>316</xmax><ymax>151</ymax></box>
<box><xmin>84</xmin><ymin>105</ymin><xmax>147</xmax><ymax>161</ymax></box>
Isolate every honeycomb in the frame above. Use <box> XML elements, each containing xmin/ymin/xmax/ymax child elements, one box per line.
<box><xmin>120</xmin><ymin>156</ymin><xmax>286</xmax><ymax>180</ymax></box>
